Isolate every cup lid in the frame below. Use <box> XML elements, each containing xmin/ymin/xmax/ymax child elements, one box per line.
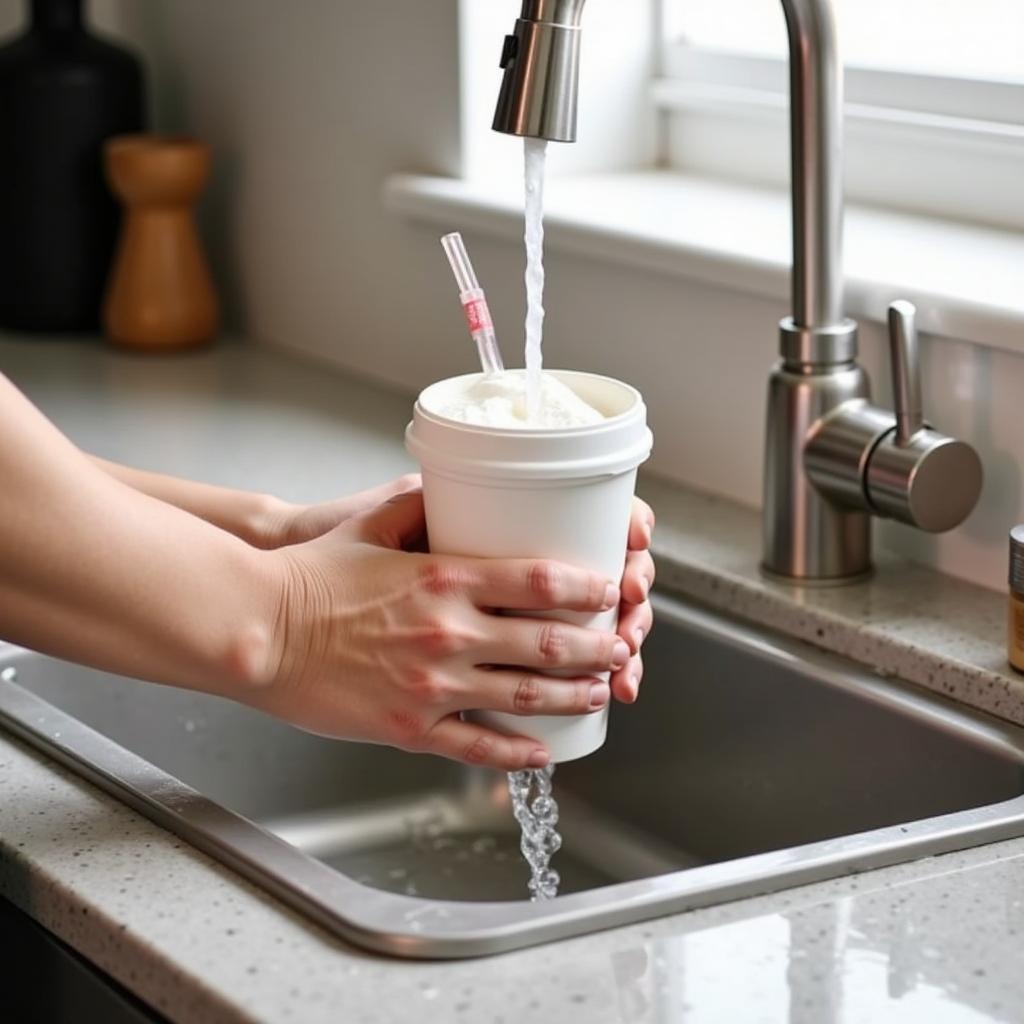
<box><xmin>406</xmin><ymin>370</ymin><xmax>653</xmax><ymax>483</ymax></box>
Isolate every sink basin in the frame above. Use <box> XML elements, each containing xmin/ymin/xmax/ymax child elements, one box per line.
<box><xmin>3</xmin><ymin>591</ymin><xmax>1024</xmax><ymax>958</ymax></box>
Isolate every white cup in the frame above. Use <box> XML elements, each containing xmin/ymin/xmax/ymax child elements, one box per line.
<box><xmin>405</xmin><ymin>369</ymin><xmax>653</xmax><ymax>763</ymax></box>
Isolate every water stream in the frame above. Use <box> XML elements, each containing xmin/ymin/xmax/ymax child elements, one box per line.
<box><xmin>507</xmin><ymin>764</ymin><xmax>562</xmax><ymax>901</ymax></box>
<box><xmin>523</xmin><ymin>137</ymin><xmax>548</xmax><ymax>422</ymax></box>
<box><xmin>512</xmin><ymin>137</ymin><xmax>564</xmax><ymax>900</ymax></box>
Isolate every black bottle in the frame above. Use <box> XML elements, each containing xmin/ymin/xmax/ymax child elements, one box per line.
<box><xmin>0</xmin><ymin>0</ymin><xmax>145</xmax><ymax>332</ymax></box>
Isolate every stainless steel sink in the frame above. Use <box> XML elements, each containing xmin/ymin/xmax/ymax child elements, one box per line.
<box><xmin>3</xmin><ymin>591</ymin><xmax>1024</xmax><ymax>959</ymax></box>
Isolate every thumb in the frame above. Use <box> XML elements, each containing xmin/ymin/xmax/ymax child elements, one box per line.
<box><xmin>339</xmin><ymin>487</ymin><xmax>427</xmax><ymax>550</ymax></box>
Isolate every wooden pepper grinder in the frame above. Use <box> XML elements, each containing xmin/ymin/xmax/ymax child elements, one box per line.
<box><xmin>103</xmin><ymin>135</ymin><xmax>219</xmax><ymax>350</ymax></box>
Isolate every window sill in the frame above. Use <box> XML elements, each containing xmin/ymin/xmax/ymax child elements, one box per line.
<box><xmin>382</xmin><ymin>169</ymin><xmax>1023</xmax><ymax>355</ymax></box>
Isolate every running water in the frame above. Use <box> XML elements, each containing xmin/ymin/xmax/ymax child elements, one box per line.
<box><xmin>510</xmin><ymin>138</ymin><xmax>563</xmax><ymax>901</ymax></box>
<box><xmin>523</xmin><ymin>137</ymin><xmax>548</xmax><ymax>423</ymax></box>
<box><xmin>507</xmin><ymin>764</ymin><xmax>562</xmax><ymax>900</ymax></box>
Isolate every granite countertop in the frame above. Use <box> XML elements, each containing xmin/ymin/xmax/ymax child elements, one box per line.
<box><xmin>2</xmin><ymin>336</ymin><xmax>1023</xmax><ymax>1024</ymax></box>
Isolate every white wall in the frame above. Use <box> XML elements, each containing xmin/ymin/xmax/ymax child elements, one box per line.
<box><xmin>4</xmin><ymin>1</ymin><xmax>1019</xmax><ymax>593</ymax></box>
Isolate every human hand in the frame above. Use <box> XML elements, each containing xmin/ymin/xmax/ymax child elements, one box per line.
<box><xmin>613</xmin><ymin>497</ymin><xmax>655</xmax><ymax>704</ymax></box>
<box><xmin>261</xmin><ymin>474</ymin><xmax>423</xmax><ymax>548</ymax></box>
<box><xmin>263</xmin><ymin>475</ymin><xmax>653</xmax><ymax>707</ymax></box>
<box><xmin>255</xmin><ymin>489</ymin><xmax>630</xmax><ymax>771</ymax></box>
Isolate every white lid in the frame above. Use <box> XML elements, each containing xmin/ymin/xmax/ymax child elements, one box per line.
<box><xmin>406</xmin><ymin>370</ymin><xmax>653</xmax><ymax>483</ymax></box>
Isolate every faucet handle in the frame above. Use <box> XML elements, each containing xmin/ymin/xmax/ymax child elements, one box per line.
<box><xmin>887</xmin><ymin>300</ymin><xmax>923</xmax><ymax>445</ymax></box>
<box><xmin>861</xmin><ymin>300</ymin><xmax>983</xmax><ymax>531</ymax></box>
<box><xmin>806</xmin><ymin>299</ymin><xmax>983</xmax><ymax>535</ymax></box>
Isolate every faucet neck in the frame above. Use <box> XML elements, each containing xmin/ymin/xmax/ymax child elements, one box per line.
<box><xmin>780</xmin><ymin>0</ymin><xmax>846</xmax><ymax>343</ymax></box>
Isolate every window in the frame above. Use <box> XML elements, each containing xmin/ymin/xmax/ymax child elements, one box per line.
<box><xmin>665</xmin><ymin>0</ymin><xmax>1024</xmax><ymax>81</ymax></box>
<box><xmin>657</xmin><ymin>0</ymin><xmax>1024</xmax><ymax>229</ymax></box>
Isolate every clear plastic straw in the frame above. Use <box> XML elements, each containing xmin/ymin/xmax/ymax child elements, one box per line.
<box><xmin>441</xmin><ymin>232</ymin><xmax>504</xmax><ymax>376</ymax></box>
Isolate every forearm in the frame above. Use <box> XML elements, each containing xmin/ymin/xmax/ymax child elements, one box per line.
<box><xmin>1</xmin><ymin>376</ymin><xmax>282</xmax><ymax>697</ymax></box>
<box><xmin>89</xmin><ymin>456</ymin><xmax>294</xmax><ymax>549</ymax></box>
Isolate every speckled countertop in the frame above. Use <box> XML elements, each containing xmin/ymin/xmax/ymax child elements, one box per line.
<box><xmin>2</xmin><ymin>337</ymin><xmax>1024</xmax><ymax>1024</ymax></box>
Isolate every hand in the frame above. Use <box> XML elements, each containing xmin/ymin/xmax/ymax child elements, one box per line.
<box><xmin>264</xmin><ymin>474</ymin><xmax>423</xmax><ymax>548</ymax></box>
<box><xmin>614</xmin><ymin>497</ymin><xmax>655</xmax><ymax>704</ymax></box>
<box><xmin>255</xmin><ymin>489</ymin><xmax>631</xmax><ymax>771</ymax></box>
<box><xmin>271</xmin><ymin>477</ymin><xmax>655</xmax><ymax>704</ymax></box>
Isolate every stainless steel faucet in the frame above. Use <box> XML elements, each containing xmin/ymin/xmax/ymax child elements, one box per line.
<box><xmin>491</xmin><ymin>0</ymin><xmax>983</xmax><ymax>583</ymax></box>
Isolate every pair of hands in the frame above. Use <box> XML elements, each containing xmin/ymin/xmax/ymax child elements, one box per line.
<box><xmin>249</xmin><ymin>475</ymin><xmax>655</xmax><ymax>772</ymax></box>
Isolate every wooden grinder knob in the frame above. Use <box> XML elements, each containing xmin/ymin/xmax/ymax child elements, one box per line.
<box><xmin>103</xmin><ymin>135</ymin><xmax>219</xmax><ymax>351</ymax></box>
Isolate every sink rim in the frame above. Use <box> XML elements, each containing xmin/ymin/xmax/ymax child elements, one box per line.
<box><xmin>3</xmin><ymin>592</ymin><xmax>1024</xmax><ymax>959</ymax></box>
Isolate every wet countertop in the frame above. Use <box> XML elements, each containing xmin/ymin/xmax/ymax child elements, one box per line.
<box><xmin>1</xmin><ymin>336</ymin><xmax>1023</xmax><ymax>1023</ymax></box>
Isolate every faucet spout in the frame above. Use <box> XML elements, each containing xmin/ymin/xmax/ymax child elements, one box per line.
<box><xmin>492</xmin><ymin>0</ymin><xmax>587</xmax><ymax>144</ymax></box>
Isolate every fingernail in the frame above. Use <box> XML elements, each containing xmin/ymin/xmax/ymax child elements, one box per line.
<box><xmin>639</xmin><ymin>576</ymin><xmax>650</xmax><ymax>599</ymax></box>
<box><xmin>612</xmin><ymin>640</ymin><xmax>630</xmax><ymax>669</ymax></box>
<box><xmin>634</xmin><ymin>627</ymin><xmax>645</xmax><ymax>650</ymax></box>
<box><xmin>628</xmin><ymin>674</ymin><xmax>640</xmax><ymax>702</ymax></box>
<box><xmin>589</xmin><ymin>682</ymin><xmax>610</xmax><ymax>709</ymax></box>
<box><xmin>602</xmin><ymin>583</ymin><xmax>619</xmax><ymax>609</ymax></box>
<box><xmin>527</xmin><ymin>749</ymin><xmax>550</xmax><ymax>768</ymax></box>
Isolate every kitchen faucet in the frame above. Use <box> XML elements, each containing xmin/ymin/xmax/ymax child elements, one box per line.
<box><xmin>491</xmin><ymin>0</ymin><xmax>983</xmax><ymax>583</ymax></box>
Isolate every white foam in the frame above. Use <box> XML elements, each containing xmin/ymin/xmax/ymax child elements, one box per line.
<box><xmin>428</xmin><ymin>373</ymin><xmax>604</xmax><ymax>429</ymax></box>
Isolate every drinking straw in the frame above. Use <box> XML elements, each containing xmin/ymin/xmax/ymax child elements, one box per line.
<box><xmin>441</xmin><ymin>232</ymin><xmax>505</xmax><ymax>375</ymax></box>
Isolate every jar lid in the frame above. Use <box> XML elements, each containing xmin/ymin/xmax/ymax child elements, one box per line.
<box><xmin>1010</xmin><ymin>525</ymin><xmax>1024</xmax><ymax>591</ymax></box>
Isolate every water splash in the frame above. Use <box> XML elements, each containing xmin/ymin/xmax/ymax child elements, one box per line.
<box><xmin>523</xmin><ymin>137</ymin><xmax>548</xmax><ymax>423</ymax></box>
<box><xmin>507</xmin><ymin>764</ymin><xmax>562</xmax><ymax>900</ymax></box>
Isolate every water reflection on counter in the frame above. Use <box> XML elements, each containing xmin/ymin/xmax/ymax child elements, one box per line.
<box><xmin>604</xmin><ymin>857</ymin><xmax>1023</xmax><ymax>1024</ymax></box>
